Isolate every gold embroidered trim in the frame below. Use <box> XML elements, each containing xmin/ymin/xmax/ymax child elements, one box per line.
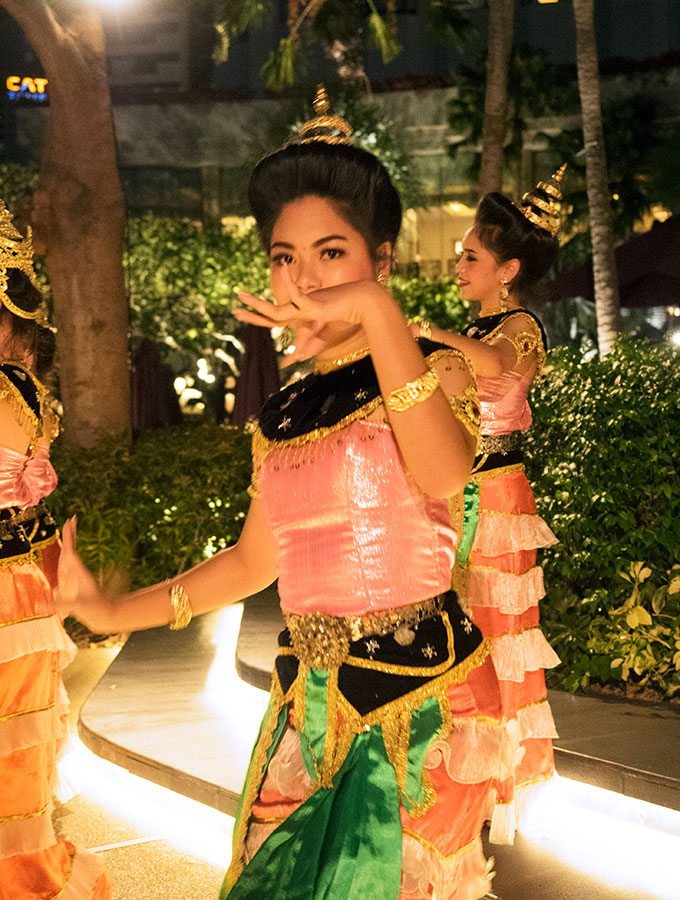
<box><xmin>448</xmin><ymin>384</ymin><xmax>481</xmax><ymax>442</ymax></box>
<box><xmin>517</xmin><ymin>696</ymin><xmax>549</xmax><ymax>711</ymax></box>
<box><xmin>0</xmin><ymin>365</ymin><xmax>58</xmax><ymax>448</ymax></box>
<box><xmin>0</xmin><ymin>368</ymin><xmax>40</xmax><ymax>443</ymax></box>
<box><xmin>485</xmin><ymin>624</ymin><xmax>542</xmax><ymax>639</ymax></box>
<box><xmin>224</xmin><ymin>678</ymin><xmax>286</xmax><ymax>891</ymax></box>
<box><xmin>45</xmin><ymin>846</ymin><xmax>76</xmax><ymax>900</ymax></box>
<box><xmin>516</xmin><ymin>771</ymin><xmax>554</xmax><ymax>790</ymax></box>
<box><xmin>0</xmin><ymin>549</ymin><xmax>36</xmax><ymax>569</ymax></box>
<box><xmin>0</xmin><ymin>613</ymin><xmax>52</xmax><ymax>629</ymax></box>
<box><xmin>284</xmin><ymin>596</ymin><xmax>444</xmax><ymax>669</ymax></box>
<box><xmin>425</xmin><ymin>347</ymin><xmax>476</xmax><ymax>382</ymax></box>
<box><xmin>314</xmin><ymin>346</ymin><xmax>371</xmax><ymax>374</ymax></box>
<box><xmin>478</xmin><ymin>507</ymin><xmax>535</xmax><ymax>518</ymax></box>
<box><xmin>250</xmin><ymin>395</ymin><xmax>384</xmax><ymax>473</ymax></box>
<box><xmin>0</xmin><ymin>701</ymin><xmax>55</xmax><ymax>723</ymax></box>
<box><xmin>251</xmin><ymin>814</ymin><xmax>287</xmax><ymax>825</ymax></box>
<box><xmin>471</xmin><ymin>462</ymin><xmax>525</xmax><ymax>481</ymax></box>
<box><xmin>339</xmin><ymin>638</ymin><xmax>489</xmax><ymax>733</ymax></box>
<box><xmin>402</xmin><ymin>830</ymin><xmax>480</xmax><ymax>864</ymax></box>
<box><xmin>478</xmin><ymin>432</ymin><xmax>522</xmax><ymax>455</ymax></box>
<box><xmin>0</xmin><ymin>802</ymin><xmax>49</xmax><ymax>822</ymax></box>
<box><xmin>469</xmin><ymin>563</ymin><xmax>535</xmax><ymax>576</ymax></box>
<box><xmin>482</xmin><ymin>312</ymin><xmax>547</xmax><ymax>375</ymax></box>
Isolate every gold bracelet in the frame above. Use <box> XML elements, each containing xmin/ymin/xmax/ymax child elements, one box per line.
<box><xmin>386</xmin><ymin>367</ymin><xmax>440</xmax><ymax>412</ymax></box>
<box><xmin>168</xmin><ymin>583</ymin><xmax>192</xmax><ymax>630</ymax></box>
<box><xmin>419</xmin><ymin>320</ymin><xmax>432</xmax><ymax>339</ymax></box>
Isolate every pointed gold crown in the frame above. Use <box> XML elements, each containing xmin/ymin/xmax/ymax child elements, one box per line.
<box><xmin>514</xmin><ymin>164</ymin><xmax>566</xmax><ymax>237</ymax></box>
<box><xmin>0</xmin><ymin>199</ymin><xmax>40</xmax><ymax>320</ymax></box>
<box><xmin>291</xmin><ymin>84</ymin><xmax>353</xmax><ymax>146</ymax></box>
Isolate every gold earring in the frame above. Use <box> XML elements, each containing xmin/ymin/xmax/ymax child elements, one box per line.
<box><xmin>499</xmin><ymin>279</ymin><xmax>510</xmax><ymax>312</ymax></box>
<box><xmin>377</xmin><ymin>272</ymin><xmax>387</xmax><ymax>285</ymax></box>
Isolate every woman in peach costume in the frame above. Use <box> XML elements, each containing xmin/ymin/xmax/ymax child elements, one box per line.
<box><xmin>0</xmin><ymin>201</ymin><xmax>111</xmax><ymax>900</ymax></box>
<box><xmin>57</xmin><ymin>91</ymin><xmax>512</xmax><ymax>900</ymax></box>
<box><xmin>424</xmin><ymin>173</ymin><xmax>565</xmax><ymax>844</ymax></box>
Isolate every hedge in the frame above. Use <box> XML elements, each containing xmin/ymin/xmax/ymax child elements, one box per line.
<box><xmin>526</xmin><ymin>336</ymin><xmax>680</xmax><ymax>698</ymax></box>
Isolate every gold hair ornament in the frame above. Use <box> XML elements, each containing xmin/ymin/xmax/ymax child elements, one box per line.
<box><xmin>513</xmin><ymin>164</ymin><xmax>566</xmax><ymax>237</ymax></box>
<box><xmin>292</xmin><ymin>84</ymin><xmax>353</xmax><ymax>147</ymax></box>
<box><xmin>0</xmin><ymin>199</ymin><xmax>41</xmax><ymax>320</ymax></box>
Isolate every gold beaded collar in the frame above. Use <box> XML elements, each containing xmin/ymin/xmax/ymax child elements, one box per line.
<box><xmin>314</xmin><ymin>346</ymin><xmax>371</xmax><ymax>375</ymax></box>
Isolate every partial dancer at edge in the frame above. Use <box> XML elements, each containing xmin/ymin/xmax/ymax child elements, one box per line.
<box><xmin>423</xmin><ymin>172</ymin><xmax>564</xmax><ymax>843</ymax></box>
<box><xmin>57</xmin><ymin>88</ymin><xmax>512</xmax><ymax>900</ymax></box>
<box><xmin>0</xmin><ymin>200</ymin><xmax>111</xmax><ymax>899</ymax></box>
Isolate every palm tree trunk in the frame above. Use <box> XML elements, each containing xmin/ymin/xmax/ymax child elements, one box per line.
<box><xmin>0</xmin><ymin>0</ymin><xmax>130</xmax><ymax>445</ymax></box>
<box><xmin>572</xmin><ymin>0</ymin><xmax>620</xmax><ymax>355</ymax></box>
<box><xmin>479</xmin><ymin>0</ymin><xmax>515</xmax><ymax>196</ymax></box>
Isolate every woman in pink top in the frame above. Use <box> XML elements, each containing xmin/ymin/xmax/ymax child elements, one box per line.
<box><xmin>57</xmin><ymin>91</ymin><xmax>511</xmax><ymax>900</ymax></box>
<box><xmin>0</xmin><ymin>200</ymin><xmax>111</xmax><ymax>900</ymax></box>
<box><xmin>425</xmin><ymin>174</ymin><xmax>564</xmax><ymax>843</ymax></box>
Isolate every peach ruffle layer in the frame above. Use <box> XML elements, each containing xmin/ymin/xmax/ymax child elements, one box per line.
<box><xmin>400</xmin><ymin>834</ymin><xmax>493</xmax><ymax>900</ymax></box>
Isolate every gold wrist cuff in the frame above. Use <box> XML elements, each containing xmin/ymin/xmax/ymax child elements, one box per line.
<box><xmin>386</xmin><ymin>366</ymin><xmax>440</xmax><ymax>412</ymax></box>
<box><xmin>419</xmin><ymin>320</ymin><xmax>432</xmax><ymax>339</ymax></box>
<box><xmin>169</xmin><ymin>583</ymin><xmax>192</xmax><ymax>630</ymax></box>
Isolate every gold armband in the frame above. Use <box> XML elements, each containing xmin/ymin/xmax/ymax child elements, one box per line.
<box><xmin>447</xmin><ymin>384</ymin><xmax>482</xmax><ymax>443</ymax></box>
<box><xmin>386</xmin><ymin>367</ymin><xmax>440</xmax><ymax>412</ymax></box>
<box><xmin>169</xmin><ymin>583</ymin><xmax>192</xmax><ymax>630</ymax></box>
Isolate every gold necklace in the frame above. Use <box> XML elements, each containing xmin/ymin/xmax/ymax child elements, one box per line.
<box><xmin>478</xmin><ymin>305</ymin><xmax>519</xmax><ymax>318</ymax></box>
<box><xmin>314</xmin><ymin>345</ymin><xmax>370</xmax><ymax>374</ymax></box>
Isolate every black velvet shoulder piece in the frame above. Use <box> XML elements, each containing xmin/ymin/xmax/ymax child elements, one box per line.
<box><xmin>258</xmin><ymin>337</ymin><xmax>453</xmax><ymax>443</ymax></box>
<box><xmin>462</xmin><ymin>308</ymin><xmax>548</xmax><ymax>350</ymax></box>
<box><xmin>0</xmin><ymin>362</ymin><xmax>41</xmax><ymax>420</ymax></box>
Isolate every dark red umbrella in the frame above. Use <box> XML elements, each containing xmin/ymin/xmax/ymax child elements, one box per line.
<box><xmin>232</xmin><ymin>324</ymin><xmax>281</xmax><ymax>429</ymax></box>
<box><xmin>551</xmin><ymin>215</ymin><xmax>680</xmax><ymax>308</ymax></box>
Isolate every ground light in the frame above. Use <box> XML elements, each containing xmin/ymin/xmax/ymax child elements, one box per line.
<box><xmin>59</xmin><ymin>737</ymin><xmax>235</xmax><ymax>868</ymax></box>
<box><xmin>60</xmin><ymin>602</ymin><xmax>680</xmax><ymax>895</ymax></box>
<box><xmin>519</xmin><ymin>777</ymin><xmax>680</xmax><ymax>898</ymax></box>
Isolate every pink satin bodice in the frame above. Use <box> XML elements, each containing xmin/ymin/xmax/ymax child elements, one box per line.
<box><xmin>259</xmin><ymin>420</ymin><xmax>457</xmax><ymax>616</ymax></box>
<box><xmin>477</xmin><ymin>371</ymin><xmax>532</xmax><ymax>435</ymax></box>
<box><xmin>0</xmin><ymin>444</ymin><xmax>58</xmax><ymax>509</ymax></box>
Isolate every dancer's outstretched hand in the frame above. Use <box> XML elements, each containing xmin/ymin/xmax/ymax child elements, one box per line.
<box><xmin>235</xmin><ymin>265</ymin><xmax>390</xmax><ymax>333</ymax></box>
<box><xmin>54</xmin><ymin>518</ymin><xmax>113</xmax><ymax>633</ymax></box>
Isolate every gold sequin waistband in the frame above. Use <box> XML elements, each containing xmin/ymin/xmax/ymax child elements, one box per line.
<box><xmin>284</xmin><ymin>595</ymin><xmax>445</xmax><ymax>669</ymax></box>
<box><xmin>478</xmin><ymin>432</ymin><xmax>522</xmax><ymax>455</ymax></box>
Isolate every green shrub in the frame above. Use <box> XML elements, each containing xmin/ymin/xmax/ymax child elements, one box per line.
<box><xmin>50</xmin><ymin>423</ymin><xmax>252</xmax><ymax>590</ymax></box>
<box><xmin>391</xmin><ymin>276</ymin><xmax>470</xmax><ymax>333</ymax></box>
<box><xmin>526</xmin><ymin>336</ymin><xmax>680</xmax><ymax>697</ymax></box>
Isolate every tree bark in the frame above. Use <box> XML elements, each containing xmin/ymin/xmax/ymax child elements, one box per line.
<box><xmin>479</xmin><ymin>0</ymin><xmax>515</xmax><ymax>197</ymax></box>
<box><xmin>0</xmin><ymin>0</ymin><xmax>130</xmax><ymax>445</ymax></box>
<box><xmin>572</xmin><ymin>0</ymin><xmax>620</xmax><ymax>355</ymax></box>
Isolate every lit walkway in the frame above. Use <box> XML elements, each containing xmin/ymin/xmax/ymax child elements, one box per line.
<box><xmin>68</xmin><ymin>587</ymin><xmax>680</xmax><ymax>900</ymax></box>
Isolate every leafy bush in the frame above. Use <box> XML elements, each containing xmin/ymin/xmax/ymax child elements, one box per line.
<box><xmin>49</xmin><ymin>423</ymin><xmax>252</xmax><ymax>590</ymax></box>
<box><xmin>526</xmin><ymin>336</ymin><xmax>680</xmax><ymax>698</ymax></box>
<box><xmin>126</xmin><ymin>215</ymin><xmax>270</xmax><ymax>368</ymax></box>
<box><xmin>392</xmin><ymin>276</ymin><xmax>470</xmax><ymax>333</ymax></box>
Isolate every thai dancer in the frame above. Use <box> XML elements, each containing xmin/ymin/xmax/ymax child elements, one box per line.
<box><xmin>57</xmin><ymin>89</ymin><xmax>511</xmax><ymax>900</ymax></box>
<box><xmin>0</xmin><ymin>200</ymin><xmax>111</xmax><ymax>899</ymax></box>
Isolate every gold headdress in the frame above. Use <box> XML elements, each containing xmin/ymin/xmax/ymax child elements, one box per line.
<box><xmin>514</xmin><ymin>164</ymin><xmax>566</xmax><ymax>237</ymax></box>
<box><xmin>291</xmin><ymin>84</ymin><xmax>353</xmax><ymax>146</ymax></box>
<box><xmin>0</xmin><ymin>199</ymin><xmax>41</xmax><ymax>320</ymax></box>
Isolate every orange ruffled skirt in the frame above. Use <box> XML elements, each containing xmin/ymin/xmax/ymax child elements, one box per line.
<box><xmin>0</xmin><ymin>551</ymin><xmax>111</xmax><ymax>900</ymax></box>
<box><xmin>467</xmin><ymin>466</ymin><xmax>560</xmax><ymax>844</ymax></box>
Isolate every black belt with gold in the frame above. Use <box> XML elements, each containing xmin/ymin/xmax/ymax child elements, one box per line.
<box><xmin>276</xmin><ymin>590</ymin><xmax>484</xmax><ymax>718</ymax></box>
<box><xmin>0</xmin><ymin>501</ymin><xmax>58</xmax><ymax>562</ymax></box>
